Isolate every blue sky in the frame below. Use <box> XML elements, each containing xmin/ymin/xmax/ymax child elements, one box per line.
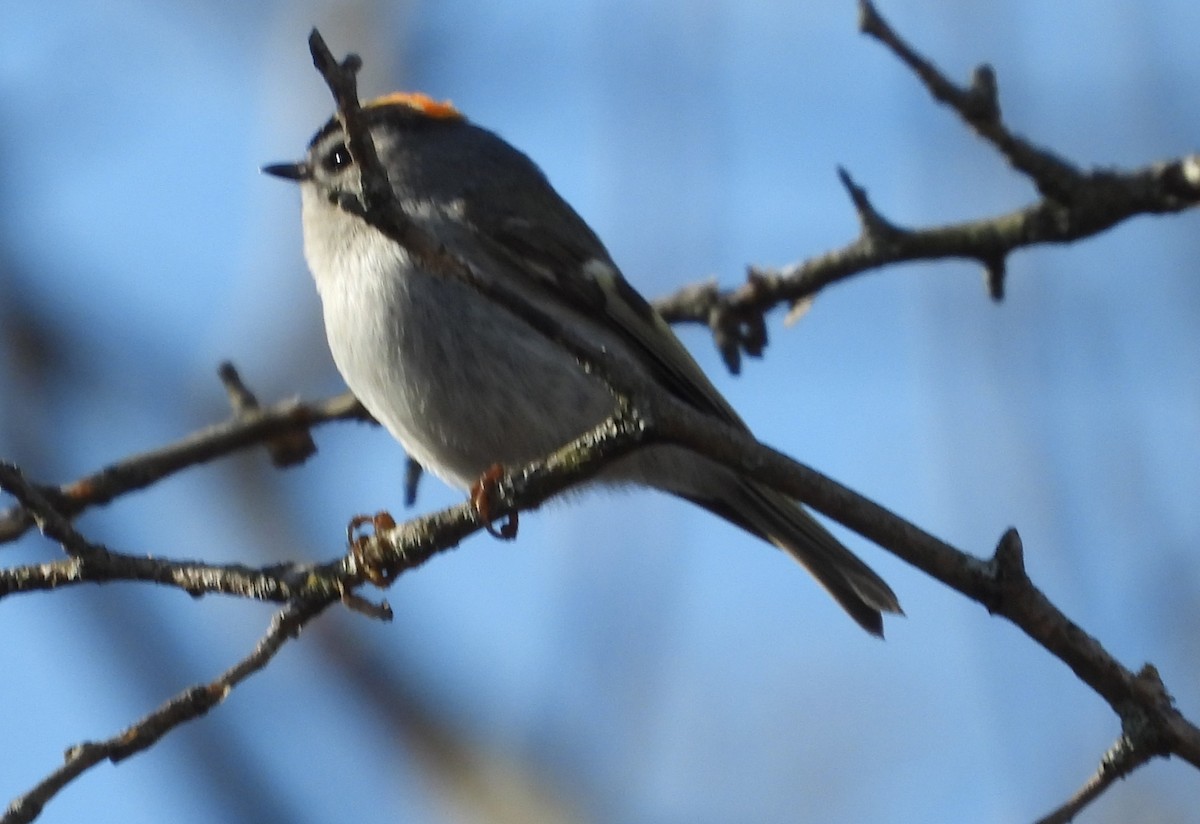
<box><xmin>2</xmin><ymin>2</ymin><xmax>1198</xmax><ymax>822</ymax></box>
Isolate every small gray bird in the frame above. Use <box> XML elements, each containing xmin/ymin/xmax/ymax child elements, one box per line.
<box><xmin>264</xmin><ymin>92</ymin><xmax>901</xmax><ymax>634</ymax></box>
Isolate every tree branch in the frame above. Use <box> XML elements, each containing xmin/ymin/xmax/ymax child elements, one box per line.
<box><xmin>0</xmin><ymin>388</ymin><xmax>369</xmax><ymax>545</ymax></box>
<box><xmin>653</xmin><ymin>0</ymin><xmax>1200</xmax><ymax>373</ymax></box>
<box><xmin>217</xmin><ymin>361</ymin><xmax>319</xmax><ymax>467</ymax></box>
<box><xmin>2</xmin><ymin>597</ymin><xmax>332</xmax><ymax>824</ymax></box>
<box><xmin>1035</xmin><ymin>730</ymin><xmax>1154</xmax><ymax>824</ymax></box>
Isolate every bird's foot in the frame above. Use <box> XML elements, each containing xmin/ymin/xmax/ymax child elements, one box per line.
<box><xmin>470</xmin><ymin>464</ymin><xmax>519</xmax><ymax>540</ymax></box>
<box><xmin>346</xmin><ymin>511</ymin><xmax>398</xmax><ymax>585</ymax></box>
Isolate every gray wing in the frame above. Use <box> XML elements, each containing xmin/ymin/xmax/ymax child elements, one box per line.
<box><xmin>467</xmin><ymin>204</ymin><xmax>747</xmax><ymax>429</ymax></box>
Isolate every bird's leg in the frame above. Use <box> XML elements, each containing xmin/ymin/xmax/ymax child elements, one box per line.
<box><xmin>471</xmin><ymin>463</ymin><xmax>519</xmax><ymax>540</ymax></box>
<box><xmin>346</xmin><ymin>511</ymin><xmax>398</xmax><ymax>585</ymax></box>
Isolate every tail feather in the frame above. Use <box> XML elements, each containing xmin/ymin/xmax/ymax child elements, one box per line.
<box><xmin>690</xmin><ymin>482</ymin><xmax>901</xmax><ymax>636</ymax></box>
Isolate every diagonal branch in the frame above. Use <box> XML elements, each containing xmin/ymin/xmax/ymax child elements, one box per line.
<box><xmin>653</xmin><ymin>0</ymin><xmax>1200</xmax><ymax>372</ymax></box>
<box><xmin>0</xmin><ymin>460</ymin><xmax>312</xmax><ymax>600</ymax></box>
<box><xmin>856</xmin><ymin>0</ymin><xmax>1079</xmax><ymax>199</ymax></box>
<box><xmin>2</xmin><ymin>597</ymin><xmax>333</xmax><ymax>824</ymax></box>
<box><xmin>0</xmin><ymin>389</ymin><xmax>369</xmax><ymax>545</ymax></box>
<box><xmin>1035</xmin><ymin>731</ymin><xmax>1154</xmax><ymax>824</ymax></box>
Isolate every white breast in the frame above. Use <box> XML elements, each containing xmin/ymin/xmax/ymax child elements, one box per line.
<box><xmin>298</xmin><ymin>187</ymin><xmax>616</xmax><ymax>489</ymax></box>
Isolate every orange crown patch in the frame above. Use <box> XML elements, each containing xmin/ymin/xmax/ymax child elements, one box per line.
<box><xmin>366</xmin><ymin>92</ymin><xmax>462</xmax><ymax>120</ymax></box>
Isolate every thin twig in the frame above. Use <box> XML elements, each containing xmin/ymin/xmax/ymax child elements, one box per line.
<box><xmin>0</xmin><ymin>392</ymin><xmax>369</xmax><ymax>544</ymax></box>
<box><xmin>1035</xmin><ymin>734</ymin><xmax>1151</xmax><ymax>824</ymax></box>
<box><xmin>218</xmin><ymin>361</ymin><xmax>318</xmax><ymax>466</ymax></box>
<box><xmin>857</xmin><ymin>0</ymin><xmax>1081</xmax><ymax>199</ymax></box>
<box><xmin>2</xmin><ymin>598</ymin><xmax>332</xmax><ymax>824</ymax></box>
<box><xmin>0</xmin><ymin>463</ymin><xmax>103</xmax><ymax>558</ymax></box>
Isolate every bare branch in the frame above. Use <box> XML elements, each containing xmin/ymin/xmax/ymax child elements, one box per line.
<box><xmin>654</xmin><ymin>147</ymin><xmax>1200</xmax><ymax>360</ymax></box>
<box><xmin>654</xmin><ymin>2</ymin><xmax>1200</xmax><ymax>368</ymax></box>
<box><xmin>857</xmin><ymin>0</ymin><xmax>1080</xmax><ymax>198</ymax></box>
<box><xmin>2</xmin><ymin>598</ymin><xmax>332</xmax><ymax>824</ymax></box>
<box><xmin>0</xmin><ymin>462</ymin><xmax>105</xmax><ymax>558</ymax></box>
<box><xmin>217</xmin><ymin>361</ymin><xmax>317</xmax><ymax>467</ymax></box>
<box><xmin>1035</xmin><ymin>733</ymin><xmax>1153</xmax><ymax>824</ymax></box>
<box><xmin>0</xmin><ymin>391</ymin><xmax>369</xmax><ymax>544</ymax></box>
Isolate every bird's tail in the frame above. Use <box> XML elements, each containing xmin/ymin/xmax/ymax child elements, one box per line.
<box><xmin>693</xmin><ymin>482</ymin><xmax>902</xmax><ymax>636</ymax></box>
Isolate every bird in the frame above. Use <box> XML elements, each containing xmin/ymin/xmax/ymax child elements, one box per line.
<box><xmin>264</xmin><ymin>91</ymin><xmax>901</xmax><ymax>634</ymax></box>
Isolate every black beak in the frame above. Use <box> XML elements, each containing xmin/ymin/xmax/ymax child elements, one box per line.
<box><xmin>262</xmin><ymin>161</ymin><xmax>311</xmax><ymax>182</ymax></box>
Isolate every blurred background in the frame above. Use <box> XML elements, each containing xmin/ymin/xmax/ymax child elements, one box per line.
<box><xmin>2</xmin><ymin>1</ymin><xmax>1199</xmax><ymax>822</ymax></box>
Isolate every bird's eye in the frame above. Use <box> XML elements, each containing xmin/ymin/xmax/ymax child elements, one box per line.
<box><xmin>321</xmin><ymin>142</ymin><xmax>353</xmax><ymax>172</ymax></box>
